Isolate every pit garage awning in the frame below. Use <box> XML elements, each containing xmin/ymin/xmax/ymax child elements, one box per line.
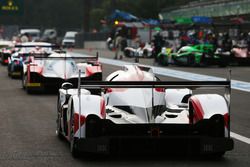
<box><xmin>191</xmin><ymin>16</ymin><xmax>213</xmax><ymax>24</ymax></box>
<box><xmin>109</xmin><ymin>9</ymin><xmax>139</xmax><ymax>21</ymax></box>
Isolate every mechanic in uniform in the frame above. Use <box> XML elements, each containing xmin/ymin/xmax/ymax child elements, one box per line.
<box><xmin>222</xmin><ymin>32</ymin><xmax>232</xmax><ymax>52</ymax></box>
<box><xmin>152</xmin><ymin>31</ymin><xmax>165</xmax><ymax>62</ymax></box>
<box><xmin>114</xmin><ymin>31</ymin><xmax>123</xmax><ymax>59</ymax></box>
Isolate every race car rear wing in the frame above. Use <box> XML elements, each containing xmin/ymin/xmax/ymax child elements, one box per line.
<box><xmin>77</xmin><ymin>71</ymin><xmax>231</xmax><ymax>139</ymax></box>
<box><xmin>79</xmin><ymin>80</ymin><xmax>230</xmax><ymax>89</ymax></box>
<box><xmin>15</xmin><ymin>44</ymin><xmax>59</xmax><ymax>49</ymax></box>
<box><xmin>29</xmin><ymin>51</ymin><xmax>99</xmax><ymax>60</ymax></box>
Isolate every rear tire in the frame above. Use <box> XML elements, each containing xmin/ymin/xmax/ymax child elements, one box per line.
<box><xmin>124</xmin><ymin>50</ymin><xmax>131</xmax><ymax>57</ymax></box>
<box><xmin>143</xmin><ymin>50</ymin><xmax>148</xmax><ymax>58</ymax></box>
<box><xmin>218</xmin><ymin>56</ymin><xmax>229</xmax><ymax>67</ymax></box>
<box><xmin>22</xmin><ymin>73</ymin><xmax>26</xmax><ymax>89</ymax></box>
<box><xmin>70</xmin><ymin>113</ymin><xmax>80</xmax><ymax>158</ymax></box>
<box><xmin>209</xmin><ymin>152</ymin><xmax>225</xmax><ymax>159</ymax></box>
<box><xmin>56</xmin><ymin>110</ymin><xmax>64</xmax><ymax>140</ymax></box>
<box><xmin>188</xmin><ymin>55</ymin><xmax>196</xmax><ymax>66</ymax></box>
<box><xmin>214</xmin><ymin>152</ymin><xmax>225</xmax><ymax>157</ymax></box>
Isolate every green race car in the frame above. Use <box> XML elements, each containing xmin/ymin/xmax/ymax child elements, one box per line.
<box><xmin>157</xmin><ymin>44</ymin><xmax>229</xmax><ymax>67</ymax></box>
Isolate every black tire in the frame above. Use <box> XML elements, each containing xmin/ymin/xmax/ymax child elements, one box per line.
<box><xmin>187</xmin><ymin>54</ymin><xmax>196</xmax><ymax>66</ymax></box>
<box><xmin>143</xmin><ymin>50</ymin><xmax>148</xmax><ymax>58</ymax></box>
<box><xmin>200</xmin><ymin>53</ymin><xmax>208</xmax><ymax>66</ymax></box>
<box><xmin>213</xmin><ymin>152</ymin><xmax>225</xmax><ymax>158</ymax></box>
<box><xmin>70</xmin><ymin>112</ymin><xmax>80</xmax><ymax>158</ymax></box>
<box><xmin>56</xmin><ymin>111</ymin><xmax>64</xmax><ymax>140</ymax></box>
<box><xmin>218</xmin><ymin>56</ymin><xmax>229</xmax><ymax>67</ymax></box>
<box><xmin>10</xmin><ymin>72</ymin><xmax>15</xmax><ymax>79</ymax></box>
<box><xmin>205</xmin><ymin>152</ymin><xmax>225</xmax><ymax>159</ymax></box>
<box><xmin>7</xmin><ymin>65</ymin><xmax>11</xmax><ymax>77</ymax></box>
<box><xmin>56</xmin><ymin>96</ymin><xmax>64</xmax><ymax>140</ymax></box>
<box><xmin>124</xmin><ymin>50</ymin><xmax>131</xmax><ymax>57</ymax></box>
<box><xmin>1</xmin><ymin>55</ymin><xmax>5</xmax><ymax>65</ymax></box>
<box><xmin>22</xmin><ymin>73</ymin><xmax>26</xmax><ymax>89</ymax></box>
<box><xmin>26</xmin><ymin>88</ymin><xmax>33</xmax><ymax>94</ymax></box>
<box><xmin>159</xmin><ymin>54</ymin><xmax>168</xmax><ymax>66</ymax></box>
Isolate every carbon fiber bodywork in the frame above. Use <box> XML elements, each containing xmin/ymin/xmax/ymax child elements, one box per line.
<box><xmin>73</xmin><ymin>114</ymin><xmax>233</xmax><ymax>155</ymax></box>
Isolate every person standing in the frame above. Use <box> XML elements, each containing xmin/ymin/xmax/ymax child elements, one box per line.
<box><xmin>114</xmin><ymin>31</ymin><xmax>123</xmax><ymax>59</ymax></box>
<box><xmin>153</xmin><ymin>31</ymin><xmax>164</xmax><ymax>61</ymax></box>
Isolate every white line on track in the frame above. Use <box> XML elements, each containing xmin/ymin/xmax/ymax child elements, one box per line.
<box><xmin>231</xmin><ymin>132</ymin><xmax>250</xmax><ymax>144</ymax></box>
<box><xmin>71</xmin><ymin>52</ymin><xmax>250</xmax><ymax>145</ymax></box>
<box><xmin>98</xmin><ymin>57</ymin><xmax>250</xmax><ymax>92</ymax></box>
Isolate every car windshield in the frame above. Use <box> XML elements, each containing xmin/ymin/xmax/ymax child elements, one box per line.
<box><xmin>64</xmin><ymin>36</ymin><xmax>75</xmax><ymax>40</ymax></box>
<box><xmin>28</xmin><ymin>32</ymin><xmax>40</xmax><ymax>37</ymax></box>
<box><xmin>111</xmin><ymin>105</ymin><xmax>166</xmax><ymax>122</ymax></box>
<box><xmin>21</xmin><ymin>46</ymin><xmax>52</xmax><ymax>53</ymax></box>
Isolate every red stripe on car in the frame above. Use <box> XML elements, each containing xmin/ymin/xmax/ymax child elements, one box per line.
<box><xmin>224</xmin><ymin>113</ymin><xmax>229</xmax><ymax>129</ymax></box>
<box><xmin>86</xmin><ymin>66</ymin><xmax>102</xmax><ymax>77</ymax></box>
<box><xmin>190</xmin><ymin>96</ymin><xmax>204</xmax><ymax>123</ymax></box>
<box><xmin>100</xmin><ymin>98</ymin><xmax>106</xmax><ymax>119</ymax></box>
<box><xmin>73</xmin><ymin>113</ymin><xmax>85</xmax><ymax>134</ymax></box>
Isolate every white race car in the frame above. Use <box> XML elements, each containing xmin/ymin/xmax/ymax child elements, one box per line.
<box><xmin>124</xmin><ymin>43</ymin><xmax>153</xmax><ymax>58</ymax></box>
<box><xmin>22</xmin><ymin>51</ymin><xmax>102</xmax><ymax>93</ymax></box>
<box><xmin>56</xmin><ymin>64</ymin><xmax>233</xmax><ymax>157</ymax></box>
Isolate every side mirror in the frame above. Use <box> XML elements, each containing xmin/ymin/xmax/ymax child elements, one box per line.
<box><xmin>61</xmin><ymin>82</ymin><xmax>73</xmax><ymax>90</ymax></box>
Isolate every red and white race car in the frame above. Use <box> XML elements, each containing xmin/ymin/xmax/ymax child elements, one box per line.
<box><xmin>124</xmin><ymin>43</ymin><xmax>153</xmax><ymax>58</ymax></box>
<box><xmin>56</xmin><ymin>64</ymin><xmax>233</xmax><ymax>157</ymax></box>
<box><xmin>22</xmin><ymin>50</ymin><xmax>102</xmax><ymax>93</ymax></box>
<box><xmin>0</xmin><ymin>40</ymin><xmax>15</xmax><ymax>65</ymax></box>
<box><xmin>231</xmin><ymin>43</ymin><xmax>250</xmax><ymax>65</ymax></box>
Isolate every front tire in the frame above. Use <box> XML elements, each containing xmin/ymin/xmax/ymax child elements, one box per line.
<box><xmin>187</xmin><ymin>54</ymin><xmax>196</xmax><ymax>66</ymax></box>
<box><xmin>124</xmin><ymin>50</ymin><xmax>131</xmax><ymax>57</ymax></box>
<box><xmin>143</xmin><ymin>50</ymin><xmax>148</xmax><ymax>58</ymax></box>
<box><xmin>56</xmin><ymin>109</ymin><xmax>64</xmax><ymax>140</ymax></box>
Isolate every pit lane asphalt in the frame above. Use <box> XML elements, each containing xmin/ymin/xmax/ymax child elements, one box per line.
<box><xmin>0</xmin><ymin>51</ymin><xmax>249</xmax><ymax>166</ymax></box>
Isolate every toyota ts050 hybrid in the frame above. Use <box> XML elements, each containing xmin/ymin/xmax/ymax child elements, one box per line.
<box><xmin>22</xmin><ymin>51</ymin><xmax>102</xmax><ymax>93</ymax></box>
<box><xmin>56</xmin><ymin>64</ymin><xmax>233</xmax><ymax>157</ymax></box>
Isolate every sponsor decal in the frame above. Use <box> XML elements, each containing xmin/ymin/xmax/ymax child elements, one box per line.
<box><xmin>27</xmin><ymin>83</ymin><xmax>41</xmax><ymax>87</ymax></box>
